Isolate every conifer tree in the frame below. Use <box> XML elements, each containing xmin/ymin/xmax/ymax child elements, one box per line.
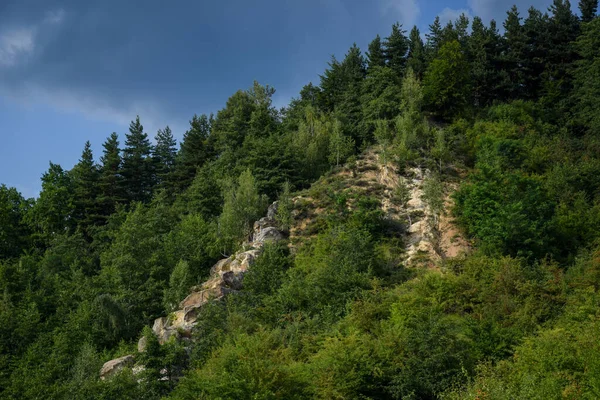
<box><xmin>337</xmin><ymin>44</ymin><xmax>368</xmax><ymax>145</ymax></box>
<box><xmin>501</xmin><ymin>7</ymin><xmax>527</xmax><ymax>99</ymax></box>
<box><xmin>71</xmin><ymin>141</ymin><xmax>100</xmax><ymax>233</ymax></box>
<box><xmin>366</xmin><ymin>35</ymin><xmax>386</xmax><ymax>71</ymax></box>
<box><xmin>170</xmin><ymin>114</ymin><xmax>212</xmax><ymax>193</ymax></box>
<box><xmin>383</xmin><ymin>23</ymin><xmax>409</xmax><ymax>77</ymax></box>
<box><xmin>426</xmin><ymin>16</ymin><xmax>444</xmax><ymax>58</ymax></box>
<box><xmin>407</xmin><ymin>26</ymin><xmax>427</xmax><ymax>79</ymax></box>
<box><xmin>98</xmin><ymin>133</ymin><xmax>125</xmax><ymax>218</ymax></box>
<box><xmin>153</xmin><ymin>126</ymin><xmax>177</xmax><ymax>188</ymax></box>
<box><xmin>579</xmin><ymin>0</ymin><xmax>598</xmax><ymax>22</ymax></box>
<box><xmin>121</xmin><ymin>116</ymin><xmax>154</xmax><ymax>203</ymax></box>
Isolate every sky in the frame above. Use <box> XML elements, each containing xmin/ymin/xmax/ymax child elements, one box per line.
<box><xmin>0</xmin><ymin>0</ymin><xmax>553</xmax><ymax>198</ymax></box>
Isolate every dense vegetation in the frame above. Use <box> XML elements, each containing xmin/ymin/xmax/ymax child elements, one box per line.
<box><xmin>1</xmin><ymin>1</ymin><xmax>600</xmax><ymax>398</ymax></box>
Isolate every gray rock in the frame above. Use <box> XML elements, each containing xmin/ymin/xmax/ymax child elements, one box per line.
<box><xmin>100</xmin><ymin>355</ymin><xmax>134</xmax><ymax>380</ymax></box>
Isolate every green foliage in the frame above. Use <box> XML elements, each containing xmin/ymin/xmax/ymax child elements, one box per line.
<box><xmin>275</xmin><ymin>181</ymin><xmax>293</xmax><ymax>232</ymax></box>
<box><xmin>423</xmin><ymin>40</ymin><xmax>471</xmax><ymax>119</ymax></box>
<box><xmin>218</xmin><ymin>169</ymin><xmax>268</xmax><ymax>253</ymax></box>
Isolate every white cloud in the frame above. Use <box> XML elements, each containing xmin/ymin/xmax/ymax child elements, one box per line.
<box><xmin>0</xmin><ymin>28</ymin><xmax>35</xmax><ymax>67</ymax></box>
<box><xmin>44</xmin><ymin>9</ymin><xmax>66</xmax><ymax>25</ymax></box>
<box><xmin>382</xmin><ymin>0</ymin><xmax>421</xmax><ymax>28</ymax></box>
<box><xmin>0</xmin><ymin>8</ymin><xmax>65</xmax><ymax>68</ymax></box>
<box><xmin>438</xmin><ymin>7</ymin><xmax>473</xmax><ymax>26</ymax></box>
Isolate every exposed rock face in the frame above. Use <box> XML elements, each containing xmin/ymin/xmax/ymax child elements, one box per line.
<box><xmin>153</xmin><ymin>201</ymin><xmax>285</xmax><ymax>344</ymax></box>
<box><xmin>100</xmin><ymin>355</ymin><xmax>134</xmax><ymax>380</ymax></box>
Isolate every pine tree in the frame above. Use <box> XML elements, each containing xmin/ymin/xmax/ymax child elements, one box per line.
<box><xmin>383</xmin><ymin>23</ymin><xmax>409</xmax><ymax>77</ymax></box>
<box><xmin>579</xmin><ymin>0</ymin><xmax>598</xmax><ymax>22</ymax></box>
<box><xmin>544</xmin><ymin>0</ymin><xmax>580</xmax><ymax>117</ymax></box>
<box><xmin>121</xmin><ymin>116</ymin><xmax>154</xmax><ymax>203</ymax></box>
<box><xmin>153</xmin><ymin>126</ymin><xmax>177</xmax><ymax>188</ymax></box>
<box><xmin>337</xmin><ymin>44</ymin><xmax>368</xmax><ymax>145</ymax></box>
<box><xmin>98</xmin><ymin>133</ymin><xmax>125</xmax><ymax>218</ymax></box>
<box><xmin>523</xmin><ymin>7</ymin><xmax>552</xmax><ymax>99</ymax></box>
<box><xmin>170</xmin><ymin>114</ymin><xmax>212</xmax><ymax>193</ymax></box>
<box><xmin>501</xmin><ymin>7</ymin><xmax>527</xmax><ymax>99</ymax></box>
<box><xmin>71</xmin><ymin>141</ymin><xmax>101</xmax><ymax>233</ymax></box>
<box><xmin>426</xmin><ymin>16</ymin><xmax>444</xmax><ymax>59</ymax></box>
<box><xmin>366</xmin><ymin>35</ymin><xmax>386</xmax><ymax>71</ymax></box>
<box><xmin>407</xmin><ymin>26</ymin><xmax>427</xmax><ymax>79</ymax></box>
<box><xmin>318</xmin><ymin>55</ymin><xmax>345</xmax><ymax>112</ymax></box>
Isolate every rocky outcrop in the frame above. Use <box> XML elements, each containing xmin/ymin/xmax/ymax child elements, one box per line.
<box><xmin>100</xmin><ymin>355</ymin><xmax>134</xmax><ymax>380</ymax></box>
<box><xmin>148</xmin><ymin>202</ymin><xmax>284</xmax><ymax>345</ymax></box>
<box><xmin>103</xmin><ymin>202</ymin><xmax>285</xmax><ymax>378</ymax></box>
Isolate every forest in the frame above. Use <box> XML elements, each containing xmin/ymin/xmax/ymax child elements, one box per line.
<box><xmin>1</xmin><ymin>0</ymin><xmax>600</xmax><ymax>398</ymax></box>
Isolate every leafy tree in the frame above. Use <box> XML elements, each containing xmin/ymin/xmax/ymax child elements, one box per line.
<box><xmin>275</xmin><ymin>181</ymin><xmax>293</xmax><ymax>232</ymax></box>
<box><xmin>218</xmin><ymin>169</ymin><xmax>268</xmax><ymax>254</ymax></box>
<box><xmin>28</xmin><ymin>163</ymin><xmax>75</xmax><ymax>238</ymax></box>
<box><xmin>328</xmin><ymin>119</ymin><xmax>355</xmax><ymax>167</ymax></box>
<box><xmin>423</xmin><ymin>40</ymin><xmax>471</xmax><ymax>119</ymax></box>
<box><xmin>163</xmin><ymin>260</ymin><xmax>192</xmax><ymax>312</ymax></box>
<box><xmin>0</xmin><ymin>185</ymin><xmax>31</xmax><ymax>259</ymax></box>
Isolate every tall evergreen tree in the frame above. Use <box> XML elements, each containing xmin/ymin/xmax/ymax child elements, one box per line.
<box><xmin>71</xmin><ymin>141</ymin><xmax>100</xmax><ymax>233</ymax></box>
<box><xmin>153</xmin><ymin>126</ymin><xmax>177</xmax><ymax>188</ymax></box>
<box><xmin>501</xmin><ymin>6</ymin><xmax>528</xmax><ymax>99</ymax></box>
<box><xmin>543</xmin><ymin>0</ymin><xmax>580</xmax><ymax>117</ymax></box>
<box><xmin>579</xmin><ymin>0</ymin><xmax>598</xmax><ymax>22</ymax></box>
<box><xmin>383</xmin><ymin>23</ymin><xmax>409</xmax><ymax>77</ymax></box>
<box><xmin>0</xmin><ymin>185</ymin><xmax>31</xmax><ymax>259</ymax></box>
<box><xmin>366</xmin><ymin>35</ymin><xmax>386</xmax><ymax>71</ymax></box>
<box><xmin>337</xmin><ymin>44</ymin><xmax>368</xmax><ymax>145</ymax></box>
<box><xmin>407</xmin><ymin>26</ymin><xmax>427</xmax><ymax>79</ymax></box>
<box><xmin>426</xmin><ymin>16</ymin><xmax>444</xmax><ymax>59</ymax></box>
<box><xmin>98</xmin><ymin>133</ymin><xmax>125</xmax><ymax>218</ymax></box>
<box><xmin>121</xmin><ymin>116</ymin><xmax>154</xmax><ymax>203</ymax></box>
<box><xmin>318</xmin><ymin>55</ymin><xmax>345</xmax><ymax>112</ymax></box>
<box><xmin>523</xmin><ymin>7</ymin><xmax>552</xmax><ymax>99</ymax></box>
<box><xmin>170</xmin><ymin>114</ymin><xmax>212</xmax><ymax>193</ymax></box>
<box><xmin>572</xmin><ymin>17</ymin><xmax>600</xmax><ymax>134</ymax></box>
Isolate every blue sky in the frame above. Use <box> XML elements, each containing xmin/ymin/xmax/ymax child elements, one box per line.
<box><xmin>0</xmin><ymin>0</ymin><xmax>552</xmax><ymax>198</ymax></box>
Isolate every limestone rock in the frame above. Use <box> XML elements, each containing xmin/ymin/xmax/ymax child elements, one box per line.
<box><xmin>252</xmin><ymin>227</ymin><xmax>285</xmax><ymax>246</ymax></box>
<box><xmin>100</xmin><ymin>355</ymin><xmax>134</xmax><ymax>380</ymax></box>
<box><xmin>152</xmin><ymin>317</ymin><xmax>180</xmax><ymax>344</ymax></box>
<box><xmin>266</xmin><ymin>201</ymin><xmax>279</xmax><ymax>220</ymax></box>
<box><xmin>137</xmin><ymin>336</ymin><xmax>147</xmax><ymax>353</ymax></box>
<box><xmin>210</xmin><ymin>257</ymin><xmax>233</xmax><ymax>276</ymax></box>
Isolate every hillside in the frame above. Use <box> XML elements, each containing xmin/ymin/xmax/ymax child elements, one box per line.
<box><xmin>1</xmin><ymin>3</ymin><xmax>600</xmax><ymax>399</ymax></box>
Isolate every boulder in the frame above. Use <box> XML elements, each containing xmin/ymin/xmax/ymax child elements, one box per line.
<box><xmin>152</xmin><ymin>317</ymin><xmax>179</xmax><ymax>344</ymax></box>
<box><xmin>137</xmin><ymin>336</ymin><xmax>147</xmax><ymax>353</ymax></box>
<box><xmin>252</xmin><ymin>227</ymin><xmax>284</xmax><ymax>246</ymax></box>
<box><xmin>229</xmin><ymin>249</ymin><xmax>261</xmax><ymax>272</ymax></box>
<box><xmin>210</xmin><ymin>257</ymin><xmax>233</xmax><ymax>276</ymax></box>
<box><xmin>100</xmin><ymin>355</ymin><xmax>134</xmax><ymax>380</ymax></box>
<box><xmin>267</xmin><ymin>201</ymin><xmax>279</xmax><ymax>220</ymax></box>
